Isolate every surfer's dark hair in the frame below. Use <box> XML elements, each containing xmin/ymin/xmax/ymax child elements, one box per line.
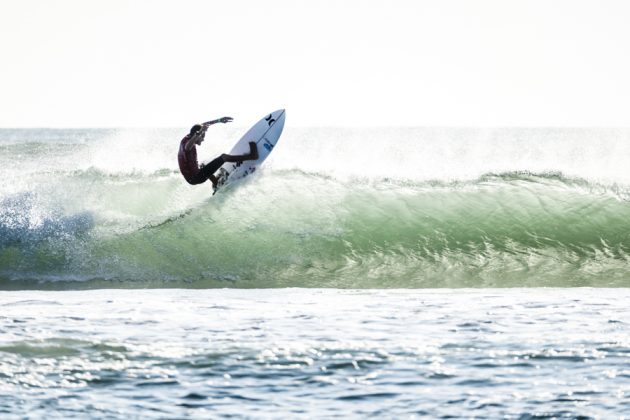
<box><xmin>190</xmin><ymin>124</ymin><xmax>202</xmax><ymax>135</ymax></box>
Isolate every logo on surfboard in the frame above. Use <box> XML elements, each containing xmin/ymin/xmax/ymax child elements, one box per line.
<box><xmin>263</xmin><ymin>139</ymin><xmax>274</xmax><ymax>152</ymax></box>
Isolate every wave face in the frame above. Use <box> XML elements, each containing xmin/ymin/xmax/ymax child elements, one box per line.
<box><xmin>1</xmin><ymin>128</ymin><xmax>630</xmax><ymax>289</ymax></box>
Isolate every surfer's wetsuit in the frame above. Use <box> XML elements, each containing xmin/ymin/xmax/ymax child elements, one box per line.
<box><xmin>178</xmin><ymin>135</ymin><xmax>225</xmax><ymax>185</ymax></box>
<box><xmin>178</xmin><ymin>133</ymin><xmax>258</xmax><ymax>186</ymax></box>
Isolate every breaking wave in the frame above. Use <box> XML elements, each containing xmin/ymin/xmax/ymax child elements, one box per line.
<box><xmin>2</xmin><ymin>127</ymin><xmax>630</xmax><ymax>288</ymax></box>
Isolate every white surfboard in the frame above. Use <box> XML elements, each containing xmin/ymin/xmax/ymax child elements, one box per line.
<box><xmin>213</xmin><ymin>109</ymin><xmax>286</xmax><ymax>194</ymax></box>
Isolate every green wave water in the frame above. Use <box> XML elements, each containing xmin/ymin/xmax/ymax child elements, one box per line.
<box><xmin>2</xmin><ymin>168</ymin><xmax>630</xmax><ymax>289</ymax></box>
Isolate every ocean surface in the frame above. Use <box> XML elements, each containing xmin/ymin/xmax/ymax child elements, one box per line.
<box><xmin>1</xmin><ymin>127</ymin><xmax>630</xmax><ymax>417</ymax></box>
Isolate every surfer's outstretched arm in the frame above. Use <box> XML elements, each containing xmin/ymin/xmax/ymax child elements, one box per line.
<box><xmin>184</xmin><ymin>117</ymin><xmax>232</xmax><ymax>152</ymax></box>
<box><xmin>202</xmin><ymin>116</ymin><xmax>233</xmax><ymax>126</ymax></box>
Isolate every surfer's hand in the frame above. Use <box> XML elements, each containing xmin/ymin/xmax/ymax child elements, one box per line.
<box><xmin>218</xmin><ymin>116</ymin><xmax>233</xmax><ymax>124</ymax></box>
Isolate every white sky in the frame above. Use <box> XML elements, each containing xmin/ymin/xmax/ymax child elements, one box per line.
<box><xmin>1</xmin><ymin>0</ymin><xmax>630</xmax><ymax>127</ymax></box>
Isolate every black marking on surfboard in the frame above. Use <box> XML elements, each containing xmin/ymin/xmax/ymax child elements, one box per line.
<box><xmin>265</xmin><ymin>114</ymin><xmax>276</xmax><ymax>126</ymax></box>
<box><xmin>214</xmin><ymin>168</ymin><xmax>229</xmax><ymax>190</ymax></box>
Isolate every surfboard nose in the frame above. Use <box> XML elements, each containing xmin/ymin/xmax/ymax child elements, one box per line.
<box><xmin>273</xmin><ymin>109</ymin><xmax>286</xmax><ymax>130</ymax></box>
<box><xmin>266</xmin><ymin>109</ymin><xmax>285</xmax><ymax>130</ymax></box>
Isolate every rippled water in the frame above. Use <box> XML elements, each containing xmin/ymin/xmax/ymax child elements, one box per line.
<box><xmin>1</xmin><ymin>289</ymin><xmax>629</xmax><ymax>418</ymax></box>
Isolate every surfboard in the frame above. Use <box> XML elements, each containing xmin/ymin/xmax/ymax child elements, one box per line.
<box><xmin>213</xmin><ymin>109</ymin><xmax>286</xmax><ymax>194</ymax></box>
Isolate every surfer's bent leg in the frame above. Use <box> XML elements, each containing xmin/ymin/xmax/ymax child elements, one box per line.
<box><xmin>190</xmin><ymin>155</ymin><xmax>225</xmax><ymax>185</ymax></box>
<box><xmin>221</xmin><ymin>142</ymin><xmax>259</xmax><ymax>162</ymax></box>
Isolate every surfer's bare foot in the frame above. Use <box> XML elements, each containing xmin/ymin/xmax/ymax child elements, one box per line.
<box><xmin>209</xmin><ymin>174</ymin><xmax>218</xmax><ymax>187</ymax></box>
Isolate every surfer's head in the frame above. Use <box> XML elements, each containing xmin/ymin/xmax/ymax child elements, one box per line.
<box><xmin>189</xmin><ymin>124</ymin><xmax>204</xmax><ymax>144</ymax></box>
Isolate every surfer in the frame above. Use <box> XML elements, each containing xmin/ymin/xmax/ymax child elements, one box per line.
<box><xmin>178</xmin><ymin>117</ymin><xmax>258</xmax><ymax>187</ymax></box>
